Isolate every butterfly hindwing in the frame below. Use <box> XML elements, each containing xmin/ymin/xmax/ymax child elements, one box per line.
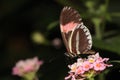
<box><xmin>71</xmin><ymin>23</ymin><xmax>92</xmax><ymax>55</ymax></box>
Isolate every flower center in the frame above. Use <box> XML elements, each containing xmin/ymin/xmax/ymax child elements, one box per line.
<box><xmin>96</xmin><ymin>63</ymin><xmax>101</xmax><ymax>68</ymax></box>
<box><xmin>85</xmin><ymin>64</ymin><xmax>90</xmax><ymax>68</ymax></box>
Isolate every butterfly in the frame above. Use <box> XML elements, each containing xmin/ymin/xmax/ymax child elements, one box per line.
<box><xmin>60</xmin><ymin>6</ymin><xmax>95</xmax><ymax>58</ymax></box>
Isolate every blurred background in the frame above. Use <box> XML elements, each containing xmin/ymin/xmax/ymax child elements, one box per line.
<box><xmin>0</xmin><ymin>0</ymin><xmax>120</xmax><ymax>80</ymax></box>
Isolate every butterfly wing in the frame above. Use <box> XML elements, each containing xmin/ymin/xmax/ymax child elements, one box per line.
<box><xmin>60</xmin><ymin>6</ymin><xmax>92</xmax><ymax>57</ymax></box>
<box><xmin>71</xmin><ymin>23</ymin><xmax>92</xmax><ymax>54</ymax></box>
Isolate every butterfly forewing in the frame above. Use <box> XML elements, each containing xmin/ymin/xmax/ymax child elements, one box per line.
<box><xmin>60</xmin><ymin>6</ymin><xmax>93</xmax><ymax>57</ymax></box>
<box><xmin>60</xmin><ymin>7</ymin><xmax>81</xmax><ymax>26</ymax></box>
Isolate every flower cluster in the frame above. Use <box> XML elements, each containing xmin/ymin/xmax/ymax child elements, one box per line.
<box><xmin>12</xmin><ymin>57</ymin><xmax>43</xmax><ymax>79</ymax></box>
<box><xmin>65</xmin><ymin>53</ymin><xmax>112</xmax><ymax>80</ymax></box>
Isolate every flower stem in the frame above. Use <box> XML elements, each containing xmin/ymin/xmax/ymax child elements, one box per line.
<box><xmin>87</xmin><ymin>70</ymin><xmax>95</xmax><ymax>80</ymax></box>
<box><xmin>92</xmin><ymin>18</ymin><xmax>102</xmax><ymax>40</ymax></box>
<box><xmin>95</xmin><ymin>24</ymin><xmax>102</xmax><ymax>40</ymax></box>
<box><xmin>89</xmin><ymin>77</ymin><xmax>94</xmax><ymax>80</ymax></box>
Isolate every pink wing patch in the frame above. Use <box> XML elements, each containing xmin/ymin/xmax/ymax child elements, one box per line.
<box><xmin>61</xmin><ymin>22</ymin><xmax>78</xmax><ymax>33</ymax></box>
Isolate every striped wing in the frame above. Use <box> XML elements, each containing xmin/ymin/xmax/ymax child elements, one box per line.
<box><xmin>60</xmin><ymin>6</ymin><xmax>92</xmax><ymax>57</ymax></box>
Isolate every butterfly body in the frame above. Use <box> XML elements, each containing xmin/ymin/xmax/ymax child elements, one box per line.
<box><xmin>60</xmin><ymin>7</ymin><xmax>95</xmax><ymax>58</ymax></box>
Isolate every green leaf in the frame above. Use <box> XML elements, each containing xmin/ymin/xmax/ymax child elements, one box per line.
<box><xmin>99</xmin><ymin>4</ymin><xmax>107</xmax><ymax>14</ymax></box>
<box><xmin>92</xmin><ymin>18</ymin><xmax>101</xmax><ymax>26</ymax></box>
<box><xmin>93</xmin><ymin>34</ymin><xmax>120</xmax><ymax>55</ymax></box>
<box><xmin>110</xmin><ymin>60</ymin><xmax>120</xmax><ymax>63</ymax></box>
<box><xmin>47</xmin><ymin>20</ymin><xmax>59</xmax><ymax>31</ymax></box>
<box><xmin>110</xmin><ymin>12</ymin><xmax>120</xmax><ymax>17</ymax></box>
<box><xmin>85</xmin><ymin>1</ymin><xmax>95</xmax><ymax>13</ymax></box>
<box><xmin>22</xmin><ymin>72</ymin><xmax>36</xmax><ymax>80</ymax></box>
<box><xmin>106</xmin><ymin>13</ymin><xmax>112</xmax><ymax>21</ymax></box>
<box><xmin>85</xmin><ymin>1</ymin><xmax>95</xmax><ymax>9</ymax></box>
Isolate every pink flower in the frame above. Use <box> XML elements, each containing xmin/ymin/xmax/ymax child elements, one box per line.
<box><xmin>93</xmin><ymin>62</ymin><xmax>106</xmax><ymax>71</ymax></box>
<box><xmin>65</xmin><ymin>53</ymin><xmax>112</xmax><ymax>80</ymax></box>
<box><xmin>88</xmin><ymin>53</ymin><xmax>99</xmax><ymax>61</ymax></box>
<box><xmin>75</xmin><ymin>66</ymin><xmax>85</xmax><ymax>74</ymax></box>
<box><xmin>77</xmin><ymin>58</ymin><xmax>84</xmax><ymax>66</ymax></box>
<box><xmin>69</xmin><ymin>63</ymin><xmax>77</xmax><ymax>72</ymax></box>
<box><xmin>71</xmin><ymin>75</ymin><xmax>76</xmax><ymax>80</ymax></box>
<box><xmin>82</xmin><ymin>61</ymin><xmax>93</xmax><ymax>71</ymax></box>
<box><xmin>65</xmin><ymin>73</ymin><xmax>73</xmax><ymax>80</ymax></box>
<box><xmin>65</xmin><ymin>73</ymin><xmax>77</xmax><ymax>80</ymax></box>
<box><xmin>12</xmin><ymin>67</ymin><xmax>22</xmax><ymax>76</ymax></box>
<box><xmin>12</xmin><ymin>57</ymin><xmax>43</xmax><ymax>77</ymax></box>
